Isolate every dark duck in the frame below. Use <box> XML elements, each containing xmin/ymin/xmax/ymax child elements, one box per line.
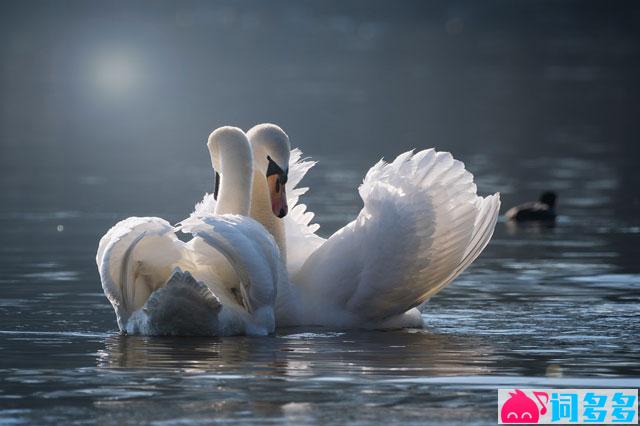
<box><xmin>505</xmin><ymin>191</ymin><xmax>557</xmax><ymax>222</ymax></box>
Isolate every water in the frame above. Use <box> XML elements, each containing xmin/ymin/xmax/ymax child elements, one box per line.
<box><xmin>1</xmin><ymin>151</ymin><xmax>638</xmax><ymax>424</ymax></box>
<box><xmin>1</xmin><ymin>1</ymin><xmax>639</xmax><ymax>424</ymax></box>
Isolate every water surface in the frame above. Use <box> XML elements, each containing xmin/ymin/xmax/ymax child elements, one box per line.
<box><xmin>1</xmin><ymin>149</ymin><xmax>639</xmax><ymax>424</ymax></box>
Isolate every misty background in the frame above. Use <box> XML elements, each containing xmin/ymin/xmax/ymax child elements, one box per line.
<box><xmin>1</xmin><ymin>0</ymin><xmax>639</xmax><ymax>226</ymax></box>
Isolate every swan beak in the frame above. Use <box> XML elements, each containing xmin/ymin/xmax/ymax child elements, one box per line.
<box><xmin>267</xmin><ymin>174</ymin><xmax>288</xmax><ymax>218</ymax></box>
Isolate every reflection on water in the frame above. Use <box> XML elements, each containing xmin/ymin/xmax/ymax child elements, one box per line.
<box><xmin>98</xmin><ymin>330</ymin><xmax>494</xmax><ymax>375</ymax></box>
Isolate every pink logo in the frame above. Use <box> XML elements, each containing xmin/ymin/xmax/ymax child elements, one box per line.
<box><xmin>501</xmin><ymin>389</ymin><xmax>549</xmax><ymax>423</ymax></box>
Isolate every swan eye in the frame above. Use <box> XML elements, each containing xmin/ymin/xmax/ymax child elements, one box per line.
<box><xmin>213</xmin><ymin>171</ymin><xmax>220</xmax><ymax>200</ymax></box>
<box><xmin>507</xmin><ymin>412</ymin><xmax>518</xmax><ymax>419</ymax></box>
<box><xmin>266</xmin><ymin>155</ymin><xmax>288</xmax><ymax>183</ymax></box>
<box><xmin>522</xmin><ymin>412</ymin><xmax>532</xmax><ymax>419</ymax></box>
<box><xmin>266</xmin><ymin>155</ymin><xmax>282</xmax><ymax>176</ymax></box>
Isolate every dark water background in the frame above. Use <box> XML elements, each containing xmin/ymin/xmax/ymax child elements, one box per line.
<box><xmin>1</xmin><ymin>1</ymin><xmax>639</xmax><ymax>424</ymax></box>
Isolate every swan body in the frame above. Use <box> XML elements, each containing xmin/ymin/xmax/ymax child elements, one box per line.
<box><xmin>245</xmin><ymin>124</ymin><xmax>501</xmax><ymax>329</ymax></box>
<box><xmin>97</xmin><ymin>127</ymin><xmax>282</xmax><ymax>336</ymax></box>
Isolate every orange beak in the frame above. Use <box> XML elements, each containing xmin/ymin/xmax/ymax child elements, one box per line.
<box><xmin>267</xmin><ymin>174</ymin><xmax>288</xmax><ymax>218</ymax></box>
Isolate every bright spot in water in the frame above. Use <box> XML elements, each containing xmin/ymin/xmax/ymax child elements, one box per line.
<box><xmin>92</xmin><ymin>49</ymin><xmax>139</xmax><ymax>96</ymax></box>
<box><xmin>57</xmin><ymin>225</ymin><xmax>64</xmax><ymax>232</ymax></box>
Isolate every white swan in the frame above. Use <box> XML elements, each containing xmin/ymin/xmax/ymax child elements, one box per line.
<box><xmin>97</xmin><ymin>127</ymin><xmax>283</xmax><ymax>336</ymax></box>
<box><xmin>245</xmin><ymin>123</ymin><xmax>501</xmax><ymax>329</ymax></box>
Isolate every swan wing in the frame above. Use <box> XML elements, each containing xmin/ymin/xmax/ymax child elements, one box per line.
<box><xmin>177</xmin><ymin>192</ymin><xmax>217</xmax><ymax>231</ymax></box>
<box><xmin>183</xmin><ymin>214</ymin><xmax>282</xmax><ymax>334</ymax></box>
<box><xmin>284</xmin><ymin>148</ymin><xmax>326</xmax><ymax>275</ymax></box>
<box><xmin>126</xmin><ymin>268</ymin><xmax>222</xmax><ymax>336</ymax></box>
<box><xmin>97</xmin><ymin>217</ymin><xmax>188</xmax><ymax>330</ymax></box>
<box><xmin>296</xmin><ymin>149</ymin><xmax>500</xmax><ymax>322</ymax></box>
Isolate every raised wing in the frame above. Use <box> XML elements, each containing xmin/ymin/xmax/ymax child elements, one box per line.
<box><xmin>284</xmin><ymin>148</ymin><xmax>326</xmax><ymax>275</ymax></box>
<box><xmin>97</xmin><ymin>217</ymin><xmax>187</xmax><ymax>330</ymax></box>
<box><xmin>184</xmin><ymin>214</ymin><xmax>283</xmax><ymax>334</ymax></box>
<box><xmin>295</xmin><ymin>149</ymin><xmax>500</xmax><ymax>322</ymax></box>
<box><xmin>98</xmin><ymin>214</ymin><xmax>283</xmax><ymax>335</ymax></box>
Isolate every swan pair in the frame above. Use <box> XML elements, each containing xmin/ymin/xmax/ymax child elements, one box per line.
<box><xmin>97</xmin><ymin>127</ymin><xmax>283</xmax><ymax>336</ymax></box>
<box><xmin>97</xmin><ymin>124</ymin><xmax>501</xmax><ymax>335</ymax></box>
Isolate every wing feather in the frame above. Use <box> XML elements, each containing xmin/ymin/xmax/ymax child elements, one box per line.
<box><xmin>97</xmin><ymin>217</ymin><xmax>185</xmax><ymax>330</ymax></box>
<box><xmin>183</xmin><ymin>214</ymin><xmax>281</xmax><ymax>333</ymax></box>
<box><xmin>284</xmin><ymin>148</ymin><xmax>326</xmax><ymax>275</ymax></box>
<box><xmin>296</xmin><ymin>149</ymin><xmax>500</xmax><ymax>323</ymax></box>
<box><xmin>178</xmin><ymin>192</ymin><xmax>217</xmax><ymax>232</ymax></box>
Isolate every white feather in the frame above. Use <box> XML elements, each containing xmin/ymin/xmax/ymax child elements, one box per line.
<box><xmin>283</xmin><ymin>148</ymin><xmax>326</xmax><ymax>276</ymax></box>
<box><xmin>281</xmin><ymin>148</ymin><xmax>500</xmax><ymax>328</ymax></box>
<box><xmin>97</xmin><ymin>214</ymin><xmax>283</xmax><ymax>336</ymax></box>
<box><xmin>97</xmin><ymin>126</ymin><xmax>282</xmax><ymax>336</ymax></box>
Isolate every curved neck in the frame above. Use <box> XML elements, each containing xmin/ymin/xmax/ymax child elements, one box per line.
<box><xmin>250</xmin><ymin>170</ymin><xmax>286</xmax><ymax>262</ymax></box>
<box><xmin>214</xmin><ymin>142</ymin><xmax>253</xmax><ymax>217</ymax></box>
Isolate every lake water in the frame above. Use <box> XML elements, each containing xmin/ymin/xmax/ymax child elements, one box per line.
<box><xmin>1</xmin><ymin>1</ymin><xmax>639</xmax><ymax>425</ymax></box>
<box><xmin>1</xmin><ymin>150</ymin><xmax>639</xmax><ymax>424</ymax></box>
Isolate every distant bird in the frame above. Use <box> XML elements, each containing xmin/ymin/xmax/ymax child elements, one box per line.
<box><xmin>505</xmin><ymin>191</ymin><xmax>557</xmax><ymax>222</ymax></box>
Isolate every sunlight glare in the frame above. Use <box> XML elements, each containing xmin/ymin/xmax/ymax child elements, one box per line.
<box><xmin>92</xmin><ymin>49</ymin><xmax>139</xmax><ymax>96</ymax></box>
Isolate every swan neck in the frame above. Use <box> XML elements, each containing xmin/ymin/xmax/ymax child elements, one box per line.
<box><xmin>250</xmin><ymin>170</ymin><xmax>286</xmax><ymax>261</ymax></box>
<box><xmin>214</xmin><ymin>144</ymin><xmax>253</xmax><ymax>217</ymax></box>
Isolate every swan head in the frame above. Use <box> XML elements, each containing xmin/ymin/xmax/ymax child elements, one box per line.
<box><xmin>207</xmin><ymin>126</ymin><xmax>253</xmax><ymax>201</ymax></box>
<box><xmin>247</xmin><ymin>123</ymin><xmax>291</xmax><ymax>218</ymax></box>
